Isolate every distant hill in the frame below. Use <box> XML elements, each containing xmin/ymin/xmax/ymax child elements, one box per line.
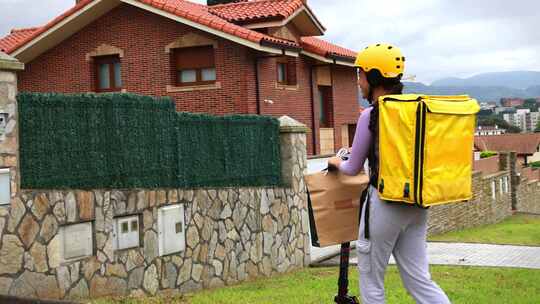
<box><xmin>403</xmin><ymin>82</ymin><xmax>535</xmax><ymax>102</ymax></box>
<box><xmin>431</xmin><ymin>71</ymin><xmax>540</xmax><ymax>90</ymax></box>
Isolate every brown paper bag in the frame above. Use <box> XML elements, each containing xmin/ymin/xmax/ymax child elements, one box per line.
<box><xmin>305</xmin><ymin>170</ymin><xmax>369</xmax><ymax>247</ymax></box>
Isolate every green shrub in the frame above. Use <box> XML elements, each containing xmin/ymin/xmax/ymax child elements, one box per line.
<box><xmin>530</xmin><ymin>161</ymin><xmax>540</xmax><ymax>168</ymax></box>
<box><xmin>480</xmin><ymin>151</ymin><xmax>498</xmax><ymax>159</ymax></box>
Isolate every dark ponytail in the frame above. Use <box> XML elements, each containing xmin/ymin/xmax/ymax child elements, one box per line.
<box><xmin>366</xmin><ymin>69</ymin><xmax>403</xmax><ymax>103</ymax></box>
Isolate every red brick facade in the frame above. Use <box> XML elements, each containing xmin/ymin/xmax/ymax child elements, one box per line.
<box><xmin>16</xmin><ymin>4</ymin><xmax>359</xmax><ymax>155</ymax></box>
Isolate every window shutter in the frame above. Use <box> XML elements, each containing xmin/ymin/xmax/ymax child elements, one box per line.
<box><xmin>176</xmin><ymin>46</ymin><xmax>215</xmax><ymax>69</ymax></box>
<box><xmin>287</xmin><ymin>57</ymin><xmax>297</xmax><ymax>85</ymax></box>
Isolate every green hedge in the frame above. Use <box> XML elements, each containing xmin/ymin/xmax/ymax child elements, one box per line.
<box><xmin>480</xmin><ymin>151</ymin><xmax>498</xmax><ymax>159</ymax></box>
<box><xmin>176</xmin><ymin>113</ymin><xmax>281</xmax><ymax>188</ymax></box>
<box><xmin>18</xmin><ymin>93</ymin><xmax>281</xmax><ymax>189</ymax></box>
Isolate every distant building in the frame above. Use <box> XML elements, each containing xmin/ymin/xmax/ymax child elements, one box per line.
<box><xmin>480</xmin><ymin>102</ymin><xmax>497</xmax><ymax>110</ymax></box>
<box><xmin>503</xmin><ymin>108</ymin><xmax>540</xmax><ymax>132</ymax></box>
<box><xmin>501</xmin><ymin>98</ymin><xmax>525</xmax><ymax>107</ymax></box>
<box><xmin>494</xmin><ymin>106</ymin><xmax>515</xmax><ymax>114</ymax></box>
<box><xmin>475</xmin><ymin>125</ymin><xmax>506</xmax><ymax>136</ymax></box>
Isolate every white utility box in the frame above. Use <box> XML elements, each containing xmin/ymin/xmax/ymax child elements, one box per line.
<box><xmin>113</xmin><ymin>215</ymin><xmax>140</xmax><ymax>250</ymax></box>
<box><xmin>0</xmin><ymin>168</ymin><xmax>9</xmax><ymax>205</ymax></box>
<box><xmin>61</xmin><ymin>222</ymin><xmax>93</xmax><ymax>261</ymax></box>
<box><xmin>158</xmin><ymin>204</ymin><xmax>185</xmax><ymax>256</ymax></box>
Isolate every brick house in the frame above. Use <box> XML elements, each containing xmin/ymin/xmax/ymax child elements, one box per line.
<box><xmin>0</xmin><ymin>0</ymin><xmax>360</xmax><ymax>156</ymax></box>
<box><xmin>475</xmin><ymin>133</ymin><xmax>540</xmax><ymax>166</ymax></box>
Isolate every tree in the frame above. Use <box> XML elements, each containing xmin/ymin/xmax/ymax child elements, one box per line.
<box><xmin>518</xmin><ymin>99</ymin><xmax>539</xmax><ymax>112</ymax></box>
<box><xmin>477</xmin><ymin>114</ymin><xmax>523</xmax><ymax>133</ymax></box>
<box><xmin>507</xmin><ymin>125</ymin><xmax>522</xmax><ymax>133</ymax></box>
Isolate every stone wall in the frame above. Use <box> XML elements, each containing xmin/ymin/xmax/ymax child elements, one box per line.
<box><xmin>515</xmin><ymin>178</ymin><xmax>540</xmax><ymax>214</ymax></box>
<box><xmin>473</xmin><ymin>156</ymin><xmax>499</xmax><ymax>175</ymax></box>
<box><xmin>428</xmin><ymin>171</ymin><xmax>512</xmax><ymax>235</ymax></box>
<box><xmin>0</xmin><ymin>54</ymin><xmax>311</xmax><ymax>301</ymax></box>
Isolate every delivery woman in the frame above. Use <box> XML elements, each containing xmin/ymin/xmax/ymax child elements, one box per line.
<box><xmin>328</xmin><ymin>44</ymin><xmax>451</xmax><ymax>304</ymax></box>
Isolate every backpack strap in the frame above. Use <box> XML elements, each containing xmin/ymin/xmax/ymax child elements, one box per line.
<box><xmin>359</xmin><ymin>187</ymin><xmax>371</xmax><ymax>240</ymax></box>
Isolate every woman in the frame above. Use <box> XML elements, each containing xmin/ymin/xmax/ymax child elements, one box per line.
<box><xmin>328</xmin><ymin>44</ymin><xmax>451</xmax><ymax>304</ymax></box>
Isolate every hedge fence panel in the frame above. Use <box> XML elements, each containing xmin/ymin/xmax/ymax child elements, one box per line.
<box><xmin>18</xmin><ymin>93</ymin><xmax>281</xmax><ymax>189</ymax></box>
<box><xmin>175</xmin><ymin>113</ymin><xmax>281</xmax><ymax>188</ymax></box>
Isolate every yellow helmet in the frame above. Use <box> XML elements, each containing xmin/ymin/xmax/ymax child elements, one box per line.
<box><xmin>355</xmin><ymin>43</ymin><xmax>405</xmax><ymax>78</ymax></box>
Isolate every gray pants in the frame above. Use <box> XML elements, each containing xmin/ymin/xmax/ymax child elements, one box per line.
<box><xmin>356</xmin><ymin>186</ymin><xmax>451</xmax><ymax>304</ymax></box>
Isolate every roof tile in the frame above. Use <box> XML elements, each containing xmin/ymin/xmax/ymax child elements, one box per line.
<box><xmin>0</xmin><ymin>0</ymin><xmax>354</xmax><ymax>62</ymax></box>
<box><xmin>474</xmin><ymin>133</ymin><xmax>540</xmax><ymax>155</ymax></box>
<box><xmin>301</xmin><ymin>36</ymin><xmax>357</xmax><ymax>60</ymax></box>
<box><xmin>208</xmin><ymin>0</ymin><xmax>304</xmax><ymax>23</ymax></box>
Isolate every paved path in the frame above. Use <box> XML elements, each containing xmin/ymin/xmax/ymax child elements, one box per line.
<box><xmin>313</xmin><ymin>242</ymin><xmax>540</xmax><ymax>269</ymax></box>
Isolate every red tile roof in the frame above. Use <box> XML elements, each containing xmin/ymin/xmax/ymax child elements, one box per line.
<box><xmin>475</xmin><ymin>133</ymin><xmax>540</xmax><ymax>155</ymax></box>
<box><xmin>139</xmin><ymin>0</ymin><xmax>298</xmax><ymax>48</ymax></box>
<box><xmin>0</xmin><ymin>27</ymin><xmax>42</xmax><ymax>53</ymax></box>
<box><xmin>301</xmin><ymin>36</ymin><xmax>357</xmax><ymax>60</ymax></box>
<box><xmin>208</xmin><ymin>0</ymin><xmax>304</xmax><ymax>24</ymax></box>
<box><xmin>0</xmin><ymin>0</ymin><xmax>356</xmax><ymax>62</ymax></box>
<box><xmin>0</xmin><ymin>0</ymin><xmax>95</xmax><ymax>53</ymax></box>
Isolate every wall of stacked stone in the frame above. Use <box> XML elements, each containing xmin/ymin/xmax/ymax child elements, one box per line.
<box><xmin>0</xmin><ymin>54</ymin><xmax>311</xmax><ymax>300</ymax></box>
<box><xmin>515</xmin><ymin>178</ymin><xmax>540</xmax><ymax>214</ymax></box>
<box><xmin>428</xmin><ymin>171</ymin><xmax>513</xmax><ymax>236</ymax></box>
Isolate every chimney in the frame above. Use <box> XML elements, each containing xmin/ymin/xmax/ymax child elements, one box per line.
<box><xmin>207</xmin><ymin>0</ymin><xmax>248</xmax><ymax>5</ymax></box>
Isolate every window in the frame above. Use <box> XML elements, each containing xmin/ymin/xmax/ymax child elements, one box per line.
<box><xmin>318</xmin><ymin>86</ymin><xmax>333</xmax><ymax>128</ymax></box>
<box><xmin>94</xmin><ymin>55</ymin><xmax>122</xmax><ymax>92</ymax></box>
<box><xmin>113</xmin><ymin>215</ymin><xmax>140</xmax><ymax>250</ymax></box>
<box><xmin>173</xmin><ymin>46</ymin><xmax>216</xmax><ymax>86</ymax></box>
<box><xmin>276</xmin><ymin>56</ymin><xmax>297</xmax><ymax>85</ymax></box>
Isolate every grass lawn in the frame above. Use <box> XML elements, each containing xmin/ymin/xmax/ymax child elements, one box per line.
<box><xmin>429</xmin><ymin>213</ymin><xmax>540</xmax><ymax>246</ymax></box>
<box><xmin>93</xmin><ymin>265</ymin><xmax>540</xmax><ymax>304</ymax></box>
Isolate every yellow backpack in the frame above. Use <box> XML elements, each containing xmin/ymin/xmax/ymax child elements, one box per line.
<box><xmin>376</xmin><ymin>94</ymin><xmax>480</xmax><ymax>207</ymax></box>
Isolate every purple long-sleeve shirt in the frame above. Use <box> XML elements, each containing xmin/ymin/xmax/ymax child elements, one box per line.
<box><xmin>339</xmin><ymin>107</ymin><xmax>373</xmax><ymax>176</ymax></box>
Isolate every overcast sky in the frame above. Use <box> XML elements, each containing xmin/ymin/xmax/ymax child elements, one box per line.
<box><xmin>1</xmin><ymin>0</ymin><xmax>539</xmax><ymax>83</ymax></box>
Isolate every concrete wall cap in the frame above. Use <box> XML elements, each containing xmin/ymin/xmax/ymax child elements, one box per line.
<box><xmin>278</xmin><ymin>116</ymin><xmax>309</xmax><ymax>133</ymax></box>
<box><xmin>481</xmin><ymin>170</ymin><xmax>509</xmax><ymax>179</ymax></box>
<box><xmin>0</xmin><ymin>51</ymin><xmax>24</xmax><ymax>71</ymax></box>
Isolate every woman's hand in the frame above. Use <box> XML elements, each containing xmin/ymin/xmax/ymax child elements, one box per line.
<box><xmin>327</xmin><ymin>157</ymin><xmax>342</xmax><ymax>172</ymax></box>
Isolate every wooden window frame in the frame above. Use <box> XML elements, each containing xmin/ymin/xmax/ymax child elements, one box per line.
<box><xmin>276</xmin><ymin>59</ymin><xmax>288</xmax><ymax>85</ymax></box>
<box><xmin>94</xmin><ymin>55</ymin><xmax>122</xmax><ymax>93</ymax></box>
<box><xmin>276</xmin><ymin>56</ymin><xmax>297</xmax><ymax>86</ymax></box>
<box><xmin>173</xmin><ymin>46</ymin><xmax>216</xmax><ymax>87</ymax></box>
<box><xmin>318</xmin><ymin>86</ymin><xmax>333</xmax><ymax>128</ymax></box>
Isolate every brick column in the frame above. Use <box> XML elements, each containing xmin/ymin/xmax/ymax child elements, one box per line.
<box><xmin>278</xmin><ymin>116</ymin><xmax>310</xmax><ymax>266</ymax></box>
<box><xmin>498</xmin><ymin>151</ymin><xmax>509</xmax><ymax>171</ymax></box>
<box><xmin>0</xmin><ymin>52</ymin><xmax>23</xmax><ymax>203</ymax></box>
<box><xmin>278</xmin><ymin>116</ymin><xmax>308</xmax><ymax>187</ymax></box>
<box><xmin>0</xmin><ymin>52</ymin><xmax>24</xmax><ymax>295</ymax></box>
<box><xmin>508</xmin><ymin>152</ymin><xmax>518</xmax><ymax>210</ymax></box>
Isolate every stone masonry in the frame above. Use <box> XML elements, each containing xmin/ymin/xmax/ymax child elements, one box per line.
<box><xmin>0</xmin><ymin>55</ymin><xmax>311</xmax><ymax>301</ymax></box>
<box><xmin>515</xmin><ymin>178</ymin><xmax>540</xmax><ymax>214</ymax></box>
